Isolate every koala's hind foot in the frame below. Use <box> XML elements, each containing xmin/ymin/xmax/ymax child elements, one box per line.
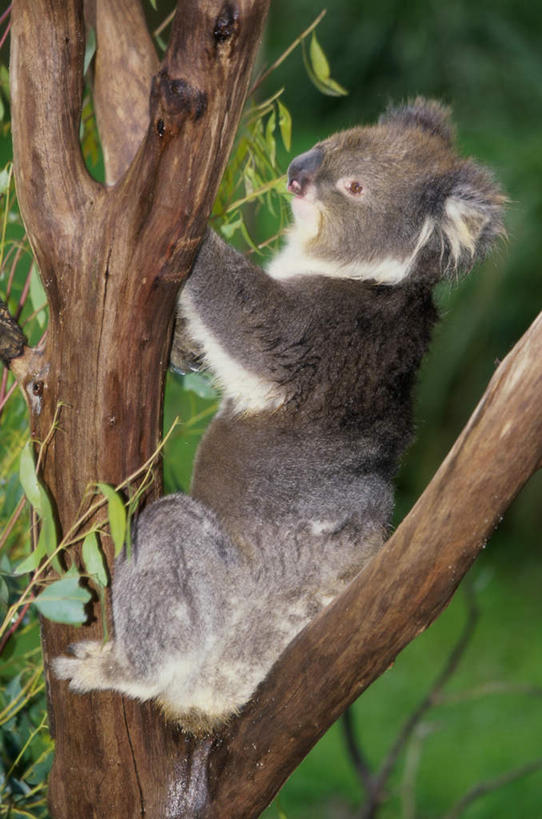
<box><xmin>52</xmin><ymin>640</ymin><xmax>132</xmax><ymax>694</ymax></box>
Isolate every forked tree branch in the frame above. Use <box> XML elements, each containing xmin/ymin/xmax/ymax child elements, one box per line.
<box><xmin>201</xmin><ymin>311</ymin><xmax>542</xmax><ymax>817</ymax></box>
<box><xmin>87</xmin><ymin>0</ymin><xmax>159</xmax><ymax>184</ymax></box>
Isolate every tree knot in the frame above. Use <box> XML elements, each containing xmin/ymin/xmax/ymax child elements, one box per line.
<box><xmin>214</xmin><ymin>3</ymin><xmax>240</xmax><ymax>46</ymax></box>
<box><xmin>151</xmin><ymin>70</ymin><xmax>208</xmax><ymax>139</ymax></box>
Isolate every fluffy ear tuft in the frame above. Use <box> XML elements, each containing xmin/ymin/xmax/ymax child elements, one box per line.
<box><xmin>437</xmin><ymin>160</ymin><xmax>507</xmax><ymax>277</ymax></box>
<box><xmin>379</xmin><ymin>97</ymin><xmax>455</xmax><ymax>145</ymax></box>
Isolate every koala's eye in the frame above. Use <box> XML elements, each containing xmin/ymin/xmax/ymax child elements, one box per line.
<box><xmin>347</xmin><ymin>181</ymin><xmax>363</xmax><ymax>195</ymax></box>
<box><xmin>339</xmin><ymin>178</ymin><xmax>364</xmax><ymax>198</ymax></box>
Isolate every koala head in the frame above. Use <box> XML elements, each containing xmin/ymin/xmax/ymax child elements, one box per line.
<box><xmin>269</xmin><ymin>98</ymin><xmax>506</xmax><ymax>285</ymax></box>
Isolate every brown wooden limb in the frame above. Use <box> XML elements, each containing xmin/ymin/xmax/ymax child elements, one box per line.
<box><xmin>10</xmin><ymin>1</ymin><xmax>98</xmax><ymax>277</ymax></box>
<box><xmin>200</xmin><ymin>311</ymin><xmax>542</xmax><ymax>817</ymax></box>
<box><xmin>90</xmin><ymin>0</ymin><xmax>159</xmax><ymax>184</ymax></box>
<box><xmin>124</xmin><ymin>0</ymin><xmax>267</xmax><ymax>281</ymax></box>
<box><xmin>10</xmin><ymin>1</ymin><xmax>271</xmax><ymax>816</ymax></box>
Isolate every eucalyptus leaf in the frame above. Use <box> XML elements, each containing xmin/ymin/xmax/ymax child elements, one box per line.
<box><xmin>278</xmin><ymin>101</ymin><xmax>292</xmax><ymax>151</ymax></box>
<box><xmin>302</xmin><ymin>38</ymin><xmax>348</xmax><ymax>98</ymax></box>
<box><xmin>83</xmin><ymin>27</ymin><xmax>96</xmax><ymax>76</ymax></box>
<box><xmin>82</xmin><ymin>531</ymin><xmax>108</xmax><ymax>588</ymax></box>
<box><xmin>265</xmin><ymin>110</ymin><xmax>277</xmax><ymax>168</ymax></box>
<box><xmin>29</xmin><ymin>263</ymin><xmax>47</xmax><ymax>328</ymax></box>
<box><xmin>97</xmin><ymin>483</ymin><xmax>127</xmax><ymax>556</ymax></box>
<box><xmin>13</xmin><ymin>540</ymin><xmax>46</xmax><ymax>575</ymax></box>
<box><xmin>0</xmin><ymin>575</ymin><xmax>8</xmax><ymax>616</ymax></box>
<box><xmin>0</xmin><ymin>65</ymin><xmax>9</xmax><ymax>102</ymax></box>
<box><xmin>309</xmin><ymin>32</ymin><xmax>331</xmax><ymax>81</ymax></box>
<box><xmin>0</xmin><ymin>166</ymin><xmax>10</xmax><ymax>195</ymax></box>
<box><xmin>183</xmin><ymin>372</ymin><xmax>218</xmax><ymax>399</ymax></box>
<box><xmin>33</xmin><ymin>574</ymin><xmax>91</xmax><ymax>624</ymax></box>
<box><xmin>19</xmin><ymin>442</ymin><xmax>41</xmax><ymax>509</ymax></box>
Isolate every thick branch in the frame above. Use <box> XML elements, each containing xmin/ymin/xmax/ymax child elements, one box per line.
<box><xmin>90</xmin><ymin>0</ymin><xmax>159</xmax><ymax>184</ymax></box>
<box><xmin>122</xmin><ymin>0</ymin><xmax>269</xmax><ymax>281</ymax></box>
<box><xmin>204</xmin><ymin>311</ymin><xmax>542</xmax><ymax>816</ymax></box>
<box><xmin>10</xmin><ymin>0</ymin><xmax>97</xmax><ymax>264</ymax></box>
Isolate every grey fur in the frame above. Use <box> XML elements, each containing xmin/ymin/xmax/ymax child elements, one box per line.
<box><xmin>53</xmin><ymin>99</ymin><xmax>505</xmax><ymax>733</ymax></box>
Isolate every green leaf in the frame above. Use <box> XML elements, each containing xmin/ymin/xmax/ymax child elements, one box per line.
<box><xmin>183</xmin><ymin>372</ymin><xmax>218</xmax><ymax>400</ymax></box>
<box><xmin>265</xmin><ymin>110</ymin><xmax>277</xmax><ymax>168</ymax></box>
<box><xmin>97</xmin><ymin>483</ymin><xmax>126</xmax><ymax>556</ymax></box>
<box><xmin>155</xmin><ymin>33</ymin><xmax>167</xmax><ymax>52</ymax></box>
<box><xmin>82</xmin><ymin>532</ymin><xmax>108</xmax><ymax>588</ymax></box>
<box><xmin>33</xmin><ymin>574</ymin><xmax>91</xmax><ymax>624</ymax></box>
<box><xmin>302</xmin><ymin>38</ymin><xmax>348</xmax><ymax>98</ymax></box>
<box><xmin>278</xmin><ymin>101</ymin><xmax>292</xmax><ymax>152</ymax></box>
<box><xmin>13</xmin><ymin>541</ymin><xmax>46</xmax><ymax>575</ymax></box>
<box><xmin>148</xmin><ymin>0</ymin><xmax>157</xmax><ymax>9</ymax></box>
<box><xmin>18</xmin><ymin>444</ymin><xmax>60</xmax><ymax>572</ymax></box>
<box><xmin>36</xmin><ymin>486</ymin><xmax>57</xmax><ymax>552</ymax></box>
<box><xmin>28</xmin><ymin>263</ymin><xmax>48</xmax><ymax>328</ymax></box>
<box><xmin>0</xmin><ymin>575</ymin><xmax>8</xmax><ymax>616</ymax></box>
<box><xmin>320</xmin><ymin>77</ymin><xmax>349</xmax><ymax>96</ymax></box>
<box><xmin>19</xmin><ymin>442</ymin><xmax>41</xmax><ymax>509</ymax></box>
<box><xmin>0</xmin><ymin>166</ymin><xmax>10</xmax><ymax>195</ymax></box>
<box><xmin>83</xmin><ymin>27</ymin><xmax>96</xmax><ymax>76</ymax></box>
<box><xmin>0</xmin><ymin>65</ymin><xmax>10</xmax><ymax>102</ymax></box>
<box><xmin>309</xmin><ymin>32</ymin><xmax>331</xmax><ymax>81</ymax></box>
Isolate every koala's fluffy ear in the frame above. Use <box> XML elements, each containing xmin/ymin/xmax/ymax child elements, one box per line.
<box><xmin>434</xmin><ymin>161</ymin><xmax>507</xmax><ymax>278</ymax></box>
<box><xmin>379</xmin><ymin>97</ymin><xmax>455</xmax><ymax>146</ymax></box>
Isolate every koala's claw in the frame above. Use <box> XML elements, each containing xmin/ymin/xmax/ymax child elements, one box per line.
<box><xmin>67</xmin><ymin>640</ymin><xmax>102</xmax><ymax>659</ymax></box>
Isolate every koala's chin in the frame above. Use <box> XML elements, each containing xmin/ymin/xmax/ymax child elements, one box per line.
<box><xmin>53</xmin><ymin>98</ymin><xmax>505</xmax><ymax>732</ymax></box>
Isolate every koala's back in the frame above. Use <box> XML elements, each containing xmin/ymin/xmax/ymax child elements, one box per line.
<box><xmin>190</xmin><ymin>274</ymin><xmax>436</xmax><ymax>573</ymax></box>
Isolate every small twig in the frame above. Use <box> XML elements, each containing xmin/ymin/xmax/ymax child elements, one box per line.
<box><xmin>14</xmin><ymin>265</ymin><xmax>34</xmax><ymax>321</ymax></box>
<box><xmin>21</xmin><ymin>303</ymin><xmax>48</xmax><ymax>327</ymax></box>
<box><xmin>0</xmin><ymin>4</ymin><xmax>12</xmax><ymax>27</ymax></box>
<box><xmin>0</xmin><ymin>597</ymin><xmax>34</xmax><ymax>655</ymax></box>
<box><xmin>377</xmin><ymin>581</ymin><xmax>478</xmax><ymax>787</ymax></box>
<box><xmin>434</xmin><ymin>680</ymin><xmax>542</xmax><ymax>706</ymax></box>
<box><xmin>400</xmin><ymin>722</ymin><xmax>436</xmax><ymax>819</ymax></box>
<box><xmin>0</xmin><ymin>19</ymin><xmax>10</xmax><ymax>50</ymax></box>
<box><xmin>342</xmin><ymin>707</ymin><xmax>375</xmax><ymax>796</ymax></box>
<box><xmin>443</xmin><ymin>757</ymin><xmax>542</xmax><ymax>819</ymax></box>
<box><xmin>0</xmin><ymin>495</ymin><xmax>27</xmax><ymax>553</ymax></box>
<box><xmin>249</xmin><ymin>10</ymin><xmax>327</xmax><ymax>96</ymax></box>
<box><xmin>154</xmin><ymin>9</ymin><xmax>175</xmax><ymax>39</ymax></box>
<box><xmin>0</xmin><ymin>363</ymin><xmax>7</xmax><ymax>404</ymax></box>
<box><xmin>246</xmin><ymin>228</ymin><xmax>287</xmax><ymax>255</ymax></box>
<box><xmin>0</xmin><ymin>376</ymin><xmax>17</xmax><ymax>413</ymax></box>
<box><xmin>3</xmin><ymin>244</ymin><xmax>25</xmax><ymax>293</ymax></box>
<box><xmin>353</xmin><ymin>581</ymin><xmax>479</xmax><ymax>819</ymax></box>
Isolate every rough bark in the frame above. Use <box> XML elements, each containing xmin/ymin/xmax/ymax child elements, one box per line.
<box><xmin>8</xmin><ymin>0</ymin><xmax>542</xmax><ymax>817</ymax></box>
<box><xmin>10</xmin><ymin>1</ymin><xmax>270</xmax><ymax>816</ymax></box>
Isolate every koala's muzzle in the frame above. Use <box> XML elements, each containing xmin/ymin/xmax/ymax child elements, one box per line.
<box><xmin>287</xmin><ymin>148</ymin><xmax>323</xmax><ymax>196</ymax></box>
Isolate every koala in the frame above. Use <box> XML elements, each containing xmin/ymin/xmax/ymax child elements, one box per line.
<box><xmin>53</xmin><ymin>99</ymin><xmax>504</xmax><ymax>734</ymax></box>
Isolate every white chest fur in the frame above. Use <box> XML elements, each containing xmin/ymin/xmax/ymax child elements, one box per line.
<box><xmin>179</xmin><ymin>292</ymin><xmax>285</xmax><ymax>414</ymax></box>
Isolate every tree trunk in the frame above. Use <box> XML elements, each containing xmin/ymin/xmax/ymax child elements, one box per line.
<box><xmin>8</xmin><ymin>1</ymin><xmax>542</xmax><ymax>817</ymax></box>
<box><xmin>10</xmin><ymin>1</ymin><xmax>270</xmax><ymax>815</ymax></box>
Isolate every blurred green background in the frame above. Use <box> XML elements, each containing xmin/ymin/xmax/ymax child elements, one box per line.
<box><xmin>258</xmin><ymin>2</ymin><xmax>542</xmax><ymax>816</ymax></box>
<box><xmin>1</xmin><ymin>0</ymin><xmax>541</xmax><ymax>816</ymax></box>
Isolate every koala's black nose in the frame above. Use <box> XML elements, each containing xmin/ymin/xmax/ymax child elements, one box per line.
<box><xmin>287</xmin><ymin>147</ymin><xmax>323</xmax><ymax>196</ymax></box>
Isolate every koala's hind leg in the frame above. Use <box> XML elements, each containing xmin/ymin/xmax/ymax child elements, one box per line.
<box><xmin>52</xmin><ymin>640</ymin><xmax>148</xmax><ymax>698</ymax></box>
